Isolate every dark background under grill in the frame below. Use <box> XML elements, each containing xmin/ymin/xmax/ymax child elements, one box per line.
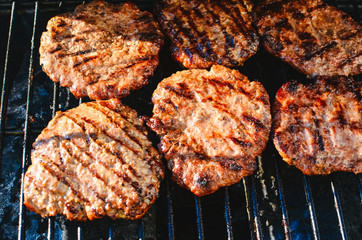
<box><xmin>0</xmin><ymin>0</ymin><xmax>361</xmax><ymax>239</ymax></box>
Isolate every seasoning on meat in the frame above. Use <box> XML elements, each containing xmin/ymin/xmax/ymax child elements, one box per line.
<box><xmin>39</xmin><ymin>0</ymin><xmax>164</xmax><ymax>100</ymax></box>
<box><xmin>155</xmin><ymin>0</ymin><xmax>259</xmax><ymax>69</ymax></box>
<box><xmin>24</xmin><ymin>99</ymin><xmax>164</xmax><ymax>221</ymax></box>
<box><xmin>254</xmin><ymin>0</ymin><xmax>362</xmax><ymax>77</ymax></box>
<box><xmin>272</xmin><ymin>77</ymin><xmax>362</xmax><ymax>175</ymax></box>
<box><xmin>147</xmin><ymin>65</ymin><xmax>271</xmax><ymax>196</ymax></box>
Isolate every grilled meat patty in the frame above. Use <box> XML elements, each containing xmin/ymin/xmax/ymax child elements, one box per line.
<box><xmin>155</xmin><ymin>0</ymin><xmax>259</xmax><ymax>69</ymax></box>
<box><xmin>39</xmin><ymin>0</ymin><xmax>163</xmax><ymax>100</ymax></box>
<box><xmin>254</xmin><ymin>0</ymin><xmax>362</xmax><ymax>77</ymax></box>
<box><xmin>147</xmin><ymin>65</ymin><xmax>271</xmax><ymax>196</ymax></box>
<box><xmin>24</xmin><ymin>99</ymin><xmax>164</xmax><ymax>221</ymax></box>
<box><xmin>273</xmin><ymin>77</ymin><xmax>362</xmax><ymax>175</ymax></box>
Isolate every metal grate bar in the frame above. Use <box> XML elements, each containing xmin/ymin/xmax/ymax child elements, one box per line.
<box><xmin>47</xmin><ymin>218</ymin><xmax>54</xmax><ymax>240</ymax></box>
<box><xmin>17</xmin><ymin>2</ymin><xmax>39</xmax><ymax>240</ymax></box>
<box><xmin>274</xmin><ymin>161</ymin><xmax>292</xmax><ymax>240</ymax></box>
<box><xmin>77</xmin><ymin>223</ymin><xmax>83</xmax><ymax>240</ymax></box>
<box><xmin>330</xmin><ymin>179</ymin><xmax>347</xmax><ymax>240</ymax></box>
<box><xmin>194</xmin><ymin>196</ymin><xmax>204</xmax><ymax>240</ymax></box>
<box><xmin>255</xmin><ymin>53</ymin><xmax>292</xmax><ymax>240</ymax></box>
<box><xmin>166</xmin><ymin>176</ymin><xmax>175</xmax><ymax>239</ymax></box>
<box><xmin>224</xmin><ymin>188</ymin><xmax>233</xmax><ymax>240</ymax></box>
<box><xmin>358</xmin><ymin>175</ymin><xmax>362</xmax><ymax>201</ymax></box>
<box><xmin>138</xmin><ymin>219</ymin><xmax>144</xmax><ymax>240</ymax></box>
<box><xmin>108</xmin><ymin>223</ymin><xmax>114</xmax><ymax>240</ymax></box>
<box><xmin>303</xmin><ymin>176</ymin><xmax>320</xmax><ymax>240</ymax></box>
<box><xmin>243</xmin><ymin>177</ymin><xmax>262</xmax><ymax>240</ymax></box>
<box><xmin>0</xmin><ymin>1</ymin><xmax>15</xmax><ymax>179</ymax></box>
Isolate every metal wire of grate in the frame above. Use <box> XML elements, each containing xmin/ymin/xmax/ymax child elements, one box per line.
<box><xmin>0</xmin><ymin>0</ymin><xmax>361</xmax><ymax>240</ymax></box>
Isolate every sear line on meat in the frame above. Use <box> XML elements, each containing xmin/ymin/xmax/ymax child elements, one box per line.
<box><xmin>39</xmin><ymin>0</ymin><xmax>164</xmax><ymax>100</ymax></box>
<box><xmin>272</xmin><ymin>77</ymin><xmax>362</xmax><ymax>175</ymax></box>
<box><xmin>254</xmin><ymin>0</ymin><xmax>362</xmax><ymax>77</ymax></box>
<box><xmin>155</xmin><ymin>0</ymin><xmax>259</xmax><ymax>69</ymax></box>
<box><xmin>147</xmin><ymin>65</ymin><xmax>271</xmax><ymax>196</ymax></box>
<box><xmin>24</xmin><ymin>99</ymin><xmax>164</xmax><ymax>221</ymax></box>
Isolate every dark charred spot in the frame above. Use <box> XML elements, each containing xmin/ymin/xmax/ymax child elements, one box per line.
<box><xmin>259</xmin><ymin>1</ymin><xmax>284</xmax><ymax>13</ymax></box>
<box><xmin>261</xmin><ymin>34</ymin><xmax>284</xmax><ymax>52</ymax></box>
<box><xmin>304</xmin><ymin>41</ymin><xmax>337</xmax><ymax>61</ymax></box>
<box><xmin>49</xmin><ymin>46</ymin><xmax>62</xmax><ymax>54</ymax></box>
<box><xmin>196</xmin><ymin>174</ymin><xmax>211</xmax><ymax>189</ymax></box>
<box><xmin>286</xmin><ymin>82</ymin><xmax>299</xmax><ymax>94</ymax></box>
<box><xmin>317</xmin><ymin>134</ymin><xmax>324</xmax><ymax>151</ymax></box>
<box><xmin>287</xmin><ymin>103</ymin><xmax>298</xmax><ymax>112</ymax></box>
<box><xmin>292</xmin><ymin>11</ymin><xmax>305</xmax><ymax>20</ymax></box>
<box><xmin>256</xmin><ymin>96</ymin><xmax>269</xmax><ymax>105</ymax></box>
<box><xmin>164</xmin><ymin>84</ymin><xmax>193</xmax><ymax>100</ymax></box>
<box><xmin>242</xmin><ymin>113</ymin><xmax>266</xmax><ymax>130</ymax></box>
<box><xmin>230</xmin><ymin>137</ymin><xmax>252</xmax><ymax>148</ymax></box>
<box><xmin>225</xmin><ymin>33</ymin><xmax>235</xmax><ymax>48</ymax></box>
<box><xmin>297</xmin><ymin>32</ymin><xmax>315</xmax><ymax>41</ymax></box>
<box><xmin>208</xmin><ymin>78</ymin><xmax>234</xmax><ymax>89</ymax></box>
<box><xmin>288</xmin><ymin>125</ymin><xmax>295</xmax><ymax>133</ymax></box>
<box><xmin>65</xmin><ymin>202</ymin><xmax>80</xmax><ymax>214</ymax></box>
<box><xmin>275</xmin><ymin>18</ymin><xmax>292</xmax><ymax>30</ymax></box>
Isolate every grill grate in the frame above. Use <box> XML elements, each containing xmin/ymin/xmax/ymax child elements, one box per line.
<box><xmin>0</xmin><ymin>0</ymin><xmax>361</xmax><ymax>239</ymax></box>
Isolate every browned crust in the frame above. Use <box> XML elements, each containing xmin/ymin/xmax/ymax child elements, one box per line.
<box><xmin>148</xmin><ymin>65</ymin><xmax>271</xmax><ymax>196</ymax></box>
<box><xmin>155</xmin><ymin>0</ymin><xmax>259</xmax><ymax>69</ymax></box>
<box><xmin>272</xmin><ymin>77</ymin><xmax>362</xmax><ymax>175</ymax></box>
<box><xmin>24</xmin><ymin>99</ymin><xmax>164</xmax><ymax>221</ymax></box>
<box><xmin>39</xmin><ymin>0</ymin><xmax>164</xmax><ymax>100</ymax></box>
<box><xmin>254</xmin><ymin>0</ymin><xmax>362</xmax><ymax>77</ymax></box>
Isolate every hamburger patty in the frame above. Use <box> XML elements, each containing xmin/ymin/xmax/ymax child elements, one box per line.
<box><xmin>155</xmin><ymin>0</ymin><xmax>259</xmax><ymax>69</ymax></box>
<box><xmin>39</xmin><ymin>0</ymin><xmax>163</xmax><ymax>100</ymax></box>
<box><xmin>273</xmin><ymin>77</ymin><xmax>362</xmax><ymax>175</ymax></box>
<box><xmin>24</xmin><ymin>99</ymin><xmax>164</xmax><ymax>221</ymax></box>
<box><xmin>147</xmin><ymin>65</ymin><xmax>271</xmax><ymax>196</ymax></box>
<box><xmin>254</xmin><ymin>0</ymin><xmax>362</xmax><ymax>77</ymax></box>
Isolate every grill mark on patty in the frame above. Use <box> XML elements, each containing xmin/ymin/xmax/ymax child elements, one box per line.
<box><xmin>123</xmin><ymin>55</ymin><xmax>156</xmax><ymax>69</ymax></box>
<box><xmin>61</xmin><ymin>114</ymin><xmax>145</xmax><ymax>197</ymax></box>
<box><xmin>339</xmin><ymin>31</ymin><xmax>358</xmax><ymax>40</ymax></box>
<box><xmin>242</xmin><ymin>113</ymin><xmax>266</xmax><ymax>130</ymax></box>
<box><xmin>61</xmin><ymin>140</ymin><xmax>133</xmax><ymax>205</ymax></box>
<box><xmin>258</xmin><ymin>0</ymin><xmax>289</xmax><ymax>13</ymax></box>
<box><xmin>304</xmin><ymin>41</ymin><xmax>337</xmax><ymax>60</ymax></box>
<box><xmin>70</xmin><ymin>108</ymin><xmax>157</xmax><ymax>193</ymax></box>
<box><xmin>310</xmin><ymin>109</ymin><xmax>325</xmax><ymax>151</ymax></box>
<box><xmin>206</xmin><ymin>77</ymin><xmax>235</xmax><ymax>90</ymax></box>
<box><xmin>337</xmin><ymin>52</ymin><xmax>362</xmax><ymax>68</ymax></box>
<box><xmin>86</xmin><ymin>103</ymin><xmax>146</xmax><ymax>150</ymax></box>
<box><xmin>230</xmin><ymin>137</ymin><xmax>253</xmax><ymax>148</ymax></box>
<box><xmin>221</xmin><ymin>0</ymin><xmax>253</xmax><ymax>42</ymax></box>
<box><xmin>58</xmin><ymin>49</ymin><xmax>93</xmax><ymax>58</ymax></box>
<box><xmin>38</xmin><ymin>159</ymin><xmax>91</xmax><ymax>204</ymax></box>
<box><xmin>204</xmin><ymin>1</ymin><xmax>237</xmax><ymax>63</ymax></box>
<box><xmin>199</xmin><ymin>78</ymin><xmax>258</xmax><ymax>141</ymax></box>
<box><xmin>164</xmin><ymin>84</ymin><xmax>194</xmax><ymax>100</ymax></box>
<box><xmin>49</xmin><ymin>46</ymin><xmax>62</xmax><ymax>54</ymax></box>
<box><xmin>85</xmin><ymin>103</ymin><xmax>157</xmax><ymax>180</ymax></box>
<box><xmin>159</xmin><ymin>10</ymin><xmax>201</xmax><ymax>59</ymax></box>
<box><xmin>97</xmin><ymin>101</ymin><xmax>139</xmax><ymax>126</ymax></box>
<box><xmin>178</xmin><ymin>5</ymin><xmax>216</xmax><ymax>61</ymax></box>
<box><xmin>63</xmin><ymin>113</ymin><xmax>133</xmax><ymax>160</ymax></box>
<box><xmin>73</xmin><ymin>56</ymin><xmax>99</xmax><ymax>68</ymax></box>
